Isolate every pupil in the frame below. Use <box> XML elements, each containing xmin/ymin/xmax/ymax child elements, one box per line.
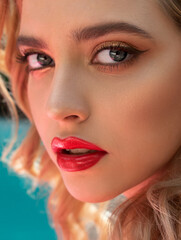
<box><xmin>109</xmin><ymin>48</ymin><xmax>127</xmax><ymax>62</ymax></box>
<box><xmin>37</xmin><ymin>54</ymin><xmax>52</xmax><ymax>66</ymax></box>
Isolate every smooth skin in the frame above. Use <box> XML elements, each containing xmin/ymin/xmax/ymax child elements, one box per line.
<box><xmin>17</xmin><ymin>0</ymin><xmax>181</xmax><ymax>202</ymax></box>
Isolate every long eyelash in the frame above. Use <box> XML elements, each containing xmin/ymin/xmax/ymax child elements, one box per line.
<box><xmin>16</xmin><ymin>49</ymin><xmax>41</xmax><ymax>64</ymax></box>
<box><xmin>16</xmin><ymin>50</ymin><xmax>54</xmax><ymax>73</ymax></box>
<box><xmin>16</xmin><ymin>52</ymin><xmax>31</xmax><ymax>73</ymax></box>
<box><xmin>16</xmin><ymin>52</ymin><xmax>28</xmax><ymax>64</ymax></box>
<box><xmin>16</xmin><ymin>51</ymin><xmax>36</xmax><ymax>73</ymax></box>
<box><xmin>91</xmin><ymin>42</ymin><xmax>147</xmax><ymax>71</ymax></box>
<box><xmin>16</xmin><ymin>43</ymin><xmax>147</xmax><ymax>74</ymax></box>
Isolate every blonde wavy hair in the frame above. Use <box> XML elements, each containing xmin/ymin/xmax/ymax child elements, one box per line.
<box><xmin>1</xmin><ymin>0</ymin><xmax>181</xmax><ymax>239</ymax></box>
<box><xmin>0</xmin><ymin>0</ymin><xmax>18</xmax><ymax>159</ymax></box>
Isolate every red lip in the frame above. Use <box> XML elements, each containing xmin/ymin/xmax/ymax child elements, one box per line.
<box><xmin>51</xmin><ymin>137</ymin><xmax>107</xmax><ymax>172</ymax></box>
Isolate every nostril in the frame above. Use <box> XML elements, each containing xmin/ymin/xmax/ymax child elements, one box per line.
<box><xmin>64</xmin><ymin>115</ymin><xmax>79</xmax><ymax>120</ymax></box>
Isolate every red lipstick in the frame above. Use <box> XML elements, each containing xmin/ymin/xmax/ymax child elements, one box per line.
<box><xmin>51</xmin><ymin>137</ymin><xmax>107</xmax><ymax>172</ymax></box>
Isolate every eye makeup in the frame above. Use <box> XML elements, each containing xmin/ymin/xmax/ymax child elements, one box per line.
<box><xmin>16</xmin><ymin>40</ymin><xmax>148</xmax><ymax>74</ymax></box>
<box><xmin>90</xmin><ymin>41</ymin><xmax>148</xmax><ymax>72</ymax></box>
<box><xmin>16</xmin><ymin>49</ymin><xmax>55</xmax><ymax>72</ymax></box>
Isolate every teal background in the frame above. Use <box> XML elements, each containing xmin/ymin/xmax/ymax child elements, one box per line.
<box><xmin>0</xmin><ymin>119</ymin><xmax>57</xmax><ymax>240</ymax></box>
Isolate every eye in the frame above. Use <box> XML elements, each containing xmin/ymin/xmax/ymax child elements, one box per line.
<box><xmin>16</xmin><ymin>51</ymin><xmax>55</xmax><ymax>72</ymax></box>
<box><xmin>91</xmin><ymin>41</ymin><xmax>147</xmax><ymax>72</ymax></box>
<box><xmin>28</xmin><ymin>53</ymin><xmax>53</xmax><ymax>69</ymax></box>
<box><xmin>94</xmin><ymin>47</ymin><xmax>130</xmax><ymax>64</ymax></box>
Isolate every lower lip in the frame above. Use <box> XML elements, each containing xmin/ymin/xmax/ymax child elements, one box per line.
<box><xmin>56</xmin><ymin>151</ymin><xmax>107</xmax><ymax>172</ymax></box>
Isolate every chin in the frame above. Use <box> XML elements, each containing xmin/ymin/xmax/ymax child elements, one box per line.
<box><xmin>66</xmin><ymin>185</ymin><xmax>123</xmax><ymax>203</ymax></box>
<box><xmin>71</xmin><ymin>193</ymin><xmax>110</xmax><ymax>203</ymax></box>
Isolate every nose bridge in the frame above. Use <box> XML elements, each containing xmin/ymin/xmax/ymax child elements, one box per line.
<box><xmin>46</xmin><ymin>64</ymin><xmax>90</xmax><ymax>122</ymax></box>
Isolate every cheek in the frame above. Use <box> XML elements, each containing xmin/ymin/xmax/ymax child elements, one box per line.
<box><xmin>96</xmin><ymin>62</ymin><xmax>181</xmax><ymax>178</ymax></box>
<box><xmin>127</xmin><ymin>74</ymin><xmax>181</xmax><ymax>135</ymax></box>
<box><xmin>27</xmin><ymin>81</ymin><xmax>44</xmax><ymax>125</ymax></box>
<box><xmin>27</xmin><ymin>73</ymin><xmax>53</xmax><ymax>136</ymax></box>
<box><xmin>27</xmin><ymin>79</ymin><xmax>58</xmax><ymax>166</ymax></box>
<box><xmin>123</xmin><ymin>75</ymin><xmax>181</xmax><ymax>169</ymax></box>
<box><xmin>98</xmin><ymin>70</ymin><xmax>181</xmax><ymax>140</ymax></box>
<box><xmin>109</xmin><ymin>51</ymin><xmax>181</xmax><ymax>138</ymax></box>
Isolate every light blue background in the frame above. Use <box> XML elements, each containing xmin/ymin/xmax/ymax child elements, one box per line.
<box><xmin>0</xmin><ymin>119</ymin><xmax>57</xmax><ymax>240</ymax></box>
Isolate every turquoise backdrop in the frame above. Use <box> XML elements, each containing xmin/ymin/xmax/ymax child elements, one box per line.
<box><xmin>0</xmin><ymin>119</ymin><xmax>57</xmax><ymax>240</ymax></box>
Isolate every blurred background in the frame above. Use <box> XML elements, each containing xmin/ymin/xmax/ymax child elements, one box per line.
<box><xmin>0</xmin><ymin>73</ymin><xmax>57</xmax><ymax>240</ymax></box>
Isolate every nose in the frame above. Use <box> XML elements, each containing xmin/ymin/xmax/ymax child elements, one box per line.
<box><xmin>46</xmin><ymin>67</ymin><xmax>90</xmax><ymax>124</ymax></box>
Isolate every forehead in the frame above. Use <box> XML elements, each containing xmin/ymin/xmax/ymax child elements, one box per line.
<box><xmin>20</xmin><ymin>0</ymin><xmax>159</xmax><ymax>26</ymax></box>
<box><xmin>19</xmin><ymin>0</ymin><xmax>179</xmax><ymax>46</ymax></box>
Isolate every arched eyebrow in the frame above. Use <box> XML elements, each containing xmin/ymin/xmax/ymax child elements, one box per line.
<box><xmin>17</xmin><ymin>36</ymin><xmax>48</xmax><ymax>49</ymax></box>
<box><xmin>72</xmin><ymin>22</ymin><xmax>154</xmax><ymax>42</ymax></box>
<box><xmin>17</xmin><ymin>21</ymin><xmax>154</xmax><ymax>49</ymax></box>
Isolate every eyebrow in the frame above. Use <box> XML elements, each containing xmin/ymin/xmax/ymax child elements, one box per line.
<box><xmin>17</xmin><ymin>21</ymin><xmax>154</xmax><ymax>49</ymax></box>
<box><xmin>72</xmin><ymin>22</ymin><xmax>154</xmax><ymax>41</ymax></box>
<box><xmin>17</xmin><ymin>36</ymin><xmax>48</xmax><ymax>49</ymax></box>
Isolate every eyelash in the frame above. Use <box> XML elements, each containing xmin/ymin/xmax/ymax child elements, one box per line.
<box><xmin>16</xmin><ymin>50</ymin><xmax>55</xmax><ymax>73</ymax></box>
<box><xmin>91</xmin><ymin>41</ymin><xmax>146</xmax><ymax>72</ymax></box>
<box><xmin>16</xmin><ymin>41</ymin><xmax>146</xmax><ymax>73</ymax></box>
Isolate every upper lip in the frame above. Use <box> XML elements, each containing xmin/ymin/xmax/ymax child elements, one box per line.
<box><xmin>51</xmin><ymin>136</ymin><xmax>107</xmax><ymax>153</ymax></box>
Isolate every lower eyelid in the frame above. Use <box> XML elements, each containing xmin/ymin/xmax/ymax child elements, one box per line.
<box><xmin>92</xmin><ymin>53</ymin><xmax>141</xmax><ymax>73</ymax></box>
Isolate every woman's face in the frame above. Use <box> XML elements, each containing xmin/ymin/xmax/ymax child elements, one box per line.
<box><xmin>17</xmin><ymin>0</ymin><xmax>181</xmax><ymax>202</ymax></box>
